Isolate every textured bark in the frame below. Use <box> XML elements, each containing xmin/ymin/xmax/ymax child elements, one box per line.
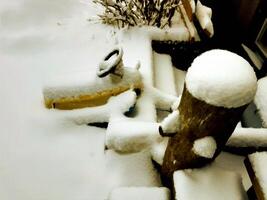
<box><xmin>161</xmin><ymin>85</ymin><xmax>247</xmax><ymax>185</ymax></box>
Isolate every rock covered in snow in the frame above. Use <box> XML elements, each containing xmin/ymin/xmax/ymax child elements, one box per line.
<box><xmin>109</xmin><ymin>187</ymin><xmax>170</xmax><ymax>200</ymax></box>
<box><xmin>173</xmin><ymin>165</ymin><xmax>247</xmax><ymax>200</ymax></box>
<box><xmin>185</xmin><ymin>49</ymin><xmax>257</xmax><ymax>108</ymax></box>
<box><xmin>192</xmin><ymin>136</ymin><xmax>217</xmax><ymax>159</ymax></box>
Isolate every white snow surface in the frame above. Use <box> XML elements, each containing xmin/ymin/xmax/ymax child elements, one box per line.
<box><xmin>173</xmin><ymin>68</ymin><xmax>186</xmax><ymax>96</ymax></box>
<box><xmin>0</xmin><ymin>1</ymin><xmax>118</xmax><ymax>199</ymax></box>
<box><xmin>109</xmin><ymin>187</ymin><xmax>170</xmax><ymax>200</ymax></box>
<box><xmin>160</xmin><ymin>110</ymin><xmax>180</xmax><ymax>134</ymax></box>
<box><xmin>52</xmin><ymin>90</ymin><xmax>137</xmax><ymax>125</ymax></box>
<box><xmin>185</xmin><ymin>49</ymin><xmax>257</xmax><ymax>108</ymax></box>
<box><xmin>0</xmin><ymin>1</ymin><xmax>254</xmax><ymax>199</ymax></box>
<box><xmin>151</xmin><ymin>137</ymin><xmax>169</xmax><ymax>166</ymax></box>
<box><xmin>154</xmin><ymin>52</ymin><xmax>177</xmax><ymax>96</ymax></box>
<box><xmin>43</xmin><ymin>67</ymin><xmax>142</xmax><ymax>99</ymax></box>
<box><xmin>196</xmin><ymin>0</ymin><xmax>214</xmax><ymax>37</ymax></box>
<box><xmin>254</xmin><ymin>77</ymin><xmax>267</xmax><ymax>127</ymax></box>
<box><xmin>173</xmin><ymin>164</ymin><xmax>248</xmax><ymax>200</ymax></box>
<box><xmin>106</xmin><ymin>120</ymin><xmax>162</xmax><ymax>153</ymax></box>
<box><xmin>192</xmin><ymin>136</ymin><xmax>217</xmax><ymax>158</ymax></box>
<box><xmin>105</xmin><ymin>150</ymin><xmax>161</xmax><ymax>189</ymax></box>
<box><xmin>248</xmin><ymin>152</ymin><xmax>267</xmax><ymax>199</ymax></box>
<box><xmin>227</xmin><ymin>123</ymin><xmax>267</xmax><ymax>147</ymax></box>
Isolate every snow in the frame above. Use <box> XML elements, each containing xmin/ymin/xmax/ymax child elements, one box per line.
<box><xmin>171</xmin><ymin>96</ymin><xmax>182</xmax><ymax>111</ymax></box>
<box><xmin>173</xmin><ymin>164</ymin><xmax>248</xmax><ymax>200</ymax></box>
<box><xmin>154</xmin><ymin>52</ymin><xmax>177</xmax><ymax>96</ymax></box>
<box><xmin>214</xmin><ymin>152</ymin><xmax>251</xmax><ymax>190</ymax></box>
<box><xmin>119</xmin><ymin>30</ymin><xmax>157</xmax><ymax>122</ymax></box>
<box><xmin>189</xmin><ymin>0</ymin><xmax>196</xmax><ymax>14</ymax></box>
<box><xmin>148</xmin><ymin>85</ymin><xmax>179</xmax><ymax>111</ymax></box>
<box><xmin>248</xmin><ymin>152</ymin><xmax>267</xmax><ymax>199</ymax></box>
<box><xmin>173</xmin><ymin>68</ymin><xmax>186</xmax><ymax>96</ymax></box>
<box><xmin>179</xmin><ymin>3</ymin><xmax>200</xmax><ymax>41</ymax></box>
<box><xmin>151</xmin><ymin>138</ymin><xmax>169</xmax><ymax>166</ymax></box>
<box><xmin>105</xmin><ymin>150</ymin><xmax>161</xmax><ymax>189</ymax></box>
<box><xmin>119</xmin><ymin>26</ymin><xmax>189</xmax><ymax>43</ymax></box>
<box><xmin>0</xmin><ymin>1</ymin><xmax>257</xmax><ymax>199</ymax></box>
<box><xmin>0</xmin><ymin>1</ymin><xmax>117</xmax><ymax>199</ymax></box>
<box><xmin>105</xmin><ymin>120</ymin><xmax>162</xmax><ymax>153</ymax></box>
<box><xmin>160</xmin><ymin>110</ymin><xmax>180</xmax><ymax>134</ymax></box>
<box><xmin>109</xmin><ymin>187</ymin><xmax>170</xmax><ymax>200</ymax></box>
<box><xmin>58</xmin><ymin>90</ymin><xmax>137</xmax><ymax>125</ymax></box>
<box><xmin>227</xmin><ymin>123</ymin><xmax>267</xmax><ymax>147</ymax></box>
<box><xmin>196</xmin><ymin>0</ymin><xmax>214</xmax><ymax>37</ymax></box>
<box><xmin>254</xmin><ymin>77</ymin><xmax>267</xmax><ymax>128</ymax></box>
<box><xmin>192</xmin><ymin>136</ymin><xmax>217</xmax><ymax>158</ymax></box>
<box><xmin>185</xmin><ymin>49</ymin><xmax>257</xmax><ymax>108</ymax></box>
<box><xmin>43</xmin><ymin>66</ymin><xmax>142</xmax><ymax>102</ymax></box>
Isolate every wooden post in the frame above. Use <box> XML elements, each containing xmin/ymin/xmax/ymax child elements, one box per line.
<box><xmin>161</xmin><ymin>85</ymin><xmax>247</xmax><ymax>185</ymax></box>
<box><xmin>161</xmin><ymin>49</ymin><xmax>257</xmax><ymax>187</ymax></box>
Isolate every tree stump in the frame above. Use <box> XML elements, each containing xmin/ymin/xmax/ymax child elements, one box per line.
<box><xmin>161</xmin><ymin>49</ymin><xmax>257</xmax><ymax>187</ymax></box>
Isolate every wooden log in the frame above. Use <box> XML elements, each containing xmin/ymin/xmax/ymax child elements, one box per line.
<box><xmin>161</xmin><ymin>85</ymin><xmax>247</xmax><ymax>184</ymax></box>
<box><xmin>160</xmin><ymin>49</ymin><xmax>257</xmax><ymax>187</ymax></box>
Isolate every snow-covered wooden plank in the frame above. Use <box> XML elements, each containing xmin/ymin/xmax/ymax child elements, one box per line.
<box><xmin>245</xmin><ymin>152</ymin><xmax>267</xmax><ymax>200</ymax></box>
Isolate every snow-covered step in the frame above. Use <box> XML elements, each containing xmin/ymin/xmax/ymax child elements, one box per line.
<box><xmin>109</xmin><ymin>187</ymin><xmax>170</xmax><ymax>200</ymax></box>
<box><xmin>153</xmin><ymin>52</ymin><xmax>177</xmax><ymax>96</ymax></box>
<box><xmin>173</xmin><ymin>165</ymin><xmax>248</xmax><ymax>200</ymax></box>
<box><xmin>105</xmin><ymin>119</ymin><xmax>162</xmax><ymax>153</ymax></box>
<box><xmin>105</xmin><ymin>150</ymin><xmax>161</xmax><ymax>189</ymax></box>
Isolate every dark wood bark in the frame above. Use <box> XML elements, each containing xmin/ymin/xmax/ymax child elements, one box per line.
<box><xmin>161</xmin><ymin>85</ymin><xmax>247</xmax><ymax>186</ymax></box>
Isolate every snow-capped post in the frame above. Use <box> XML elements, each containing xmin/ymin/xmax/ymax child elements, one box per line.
<box><xmin>161</xmin><ymin>49</ymin><xmax>258</xmax><ymax>186</ymax></box>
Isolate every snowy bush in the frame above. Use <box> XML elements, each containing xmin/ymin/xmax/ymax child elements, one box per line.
<box><xmin>93</xmin><ymin>0</ymin><xmax>180</xmax><ymax>28</ymax></box>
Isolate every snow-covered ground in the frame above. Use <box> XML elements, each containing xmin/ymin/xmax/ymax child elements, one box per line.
<box><xmin>0</xmin><ymin>1</ymin><xmax>116</xmax><ymax>199</ymax></box>
<box><xmin>0</xmin><ymin>1</ymin><xmax>252</xmax><ymax>199</ymax></box>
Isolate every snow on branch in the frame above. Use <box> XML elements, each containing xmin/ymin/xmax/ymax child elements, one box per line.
<box><xmin>93</xmin><ymin>0</ymin><xmax>181</xmax><ymax>28</ymax></box>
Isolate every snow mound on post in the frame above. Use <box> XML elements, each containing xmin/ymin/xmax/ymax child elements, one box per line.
<box><xmin>185</xmin><ymin>49</ymin><xmax>257</xmax><ymax>108</ymax></box>
<box><xmin>192</xmin><ymin>136</ymin><xmax>217</xmax><ymax>158</ymax></box>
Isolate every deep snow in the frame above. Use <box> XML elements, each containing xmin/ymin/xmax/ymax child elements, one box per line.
<box><xmin>0</xmin><ymin>1</ymin><xmax>254</xmax><ymax>199</ymax></box>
